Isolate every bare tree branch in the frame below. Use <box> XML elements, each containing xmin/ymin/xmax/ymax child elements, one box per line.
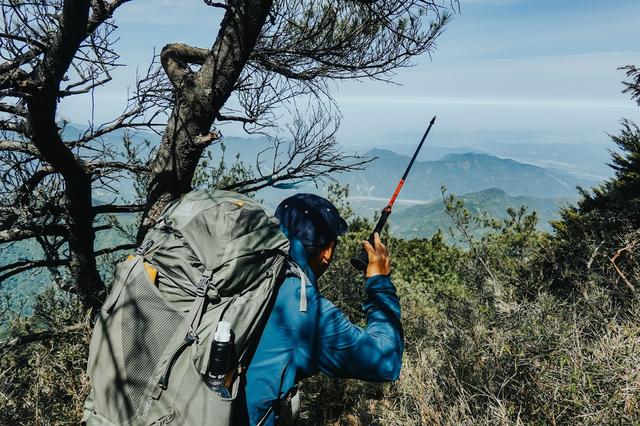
<box><xmin>221</xmin><ymin>109</ymin><xmax>373</xmax><ymax>193</ymax></box>
<box><xmin>216</xmin><ymin>113</ymin><xmax>258</xmax><ymax>124</ymax></box>
<box><xmin>0</xmin><ymin>224</ymin><xmax>67</xmax><ymax>244</ymax></box>
<box><xmin>160</xmin><ymin>43</ymin><xmax>208</xmax><ymax>88</ymax></box>
<box><xmin>88</xmin><ymin>161</ymin><xmax>150</xmax><ymax>174</ymax></box>
<box><xmin>0</xmin><ymin>258</ymin><xmax>70</xmax><ymax>283</ymax></box>
<box><xmin>0</xmin><ymin>140</ymin><xmax>38</xmax><ymax>155</ymax></box>
<box><xmin>0</xmin><ymin>323</ymin><xmax>86</xmax><ymax>351</ymax></box>
<box><xmin>93</xmin><ymin>204</ymin><xmax>145</xmax><ymax>214</ymax></box>
<box><xmin>0</xmin><ymin>241</ymin><xmax>134</xmax><ymax>283</ymax></box>
<box><xmin>94</xmin><ymin>242</ymin><xmax>136</xmax><ymax>256</ymax></box>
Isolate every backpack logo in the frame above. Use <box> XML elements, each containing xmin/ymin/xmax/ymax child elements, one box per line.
<box><xmin>174</xmin><ymin>201</ymin><xmax>194</xmax><ymax>217</ymax></box>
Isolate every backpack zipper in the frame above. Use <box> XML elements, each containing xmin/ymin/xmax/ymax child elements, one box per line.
<box><xmin>158</xmin><ymin>331</ymin><xmax>197</xmax><ymax>389</ymax></box>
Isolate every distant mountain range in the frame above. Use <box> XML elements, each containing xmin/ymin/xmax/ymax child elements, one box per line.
<box><xmin>342</xmin><ymin>149</ymin><xmax>591</xmax><ymax>201</ymax></box>
<box><xmin>389</xmin><ymin>187</ymin><xmax>570</xmax><ymax>240</ymax></box>
<box><xmin>200</xmin><ymin>135</ymin><xmax>593</xmax><ymax>226</ymax></box>
<box><xmin>55</xmin><ymin>125</ymin><xmax>601</xmax><ymax>227</ymax></box>
<box><xmin>362</xmin><ymin>129</ymin><xmax>615</xmax><ymax>181</ymax></box>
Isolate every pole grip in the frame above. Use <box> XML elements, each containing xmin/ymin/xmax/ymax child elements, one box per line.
<box><xmin>350</xmin><ymin>207</ymin><xmax>391</xmax><ymax>271</ymax></box>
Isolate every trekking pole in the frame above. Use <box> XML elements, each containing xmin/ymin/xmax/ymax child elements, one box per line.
<box><xmin>350</xmin><ymin>116</ymin><xmax>437</xmax><ymax>271</ymax></box>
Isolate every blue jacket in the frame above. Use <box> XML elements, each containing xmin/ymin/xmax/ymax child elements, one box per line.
<box><xmin>244</xmin><ymin>228</ymin><xmax>404</xmax><ymax>425</ymax></box>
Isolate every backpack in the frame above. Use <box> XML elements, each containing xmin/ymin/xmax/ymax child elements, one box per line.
<box><xmin>83</xmin><ymin>189</ymin><xmax>291</xmax><ymax>425</ymax></box>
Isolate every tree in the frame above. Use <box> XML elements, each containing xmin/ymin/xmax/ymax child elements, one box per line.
<box><xmin>0</xmin><ymin>0</ymin><xmax>457</xmax><ymax>310</ymax></box>
<box><xmin>551</xmin><ymin>65</ymin><xmax>640</xmax><ymax>301</ymax></box>
<box><xmin>0</xmin><ymin>0</ymin><xmax>142</xmax><ymax>310</ymax></box>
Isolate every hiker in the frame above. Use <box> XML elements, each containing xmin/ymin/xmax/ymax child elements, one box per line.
<box><xmin>82</xmin><ymin>190</ymin><xmax>402</xmax><ymax>426</ymax></box>
<box><xmin>241</xmin><ymin>193</ymin><xmax>404</xmax><ymax>425</ymax></box>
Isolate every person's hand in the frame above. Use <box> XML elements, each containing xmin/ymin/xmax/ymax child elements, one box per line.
<box><xmin>362</xmin><ymin>233</ymin><xmax>391</xmax><ymax>278</ymax></box>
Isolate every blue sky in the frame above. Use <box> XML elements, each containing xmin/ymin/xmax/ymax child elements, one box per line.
<box><xmin>59</xmin><ymin>0</ymin><xmax>640</xmax><ymax>147</ymax></box>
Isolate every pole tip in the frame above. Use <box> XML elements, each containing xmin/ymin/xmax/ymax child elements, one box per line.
<box><xmin>430</xmin><ymin>116</ymin><xmax>436</xmax><ymax>125</ymax></box>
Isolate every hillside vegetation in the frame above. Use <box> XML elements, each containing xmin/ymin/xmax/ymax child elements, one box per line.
<box><xmin>390</xmin><ymin>187</ymin><xmax>569</xmax><ymax>239</ymax></box>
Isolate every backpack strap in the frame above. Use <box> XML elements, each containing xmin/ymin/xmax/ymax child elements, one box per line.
<box><xmin>152</xmin><ymin>268</ymin><xmax>219</xmax><ymax>399</ymax></box>
<box><xmin>297</xmin><ymin>267</ymin><xmax>308</xmax><ymax>313</ymax></box>
<box><xmin>285</xmin><ymin>261</ymin><xmax>309</xmax><ymax>313</ymax></box>
<box><xmin>256</xmin><ymin>385</ymin><xmax>300</xmax><ymax>426</ymax></box>
<box><xmin>290</xmin><ymin>387</ymin><xmax>301</xmax><ymax>422</ymax></box>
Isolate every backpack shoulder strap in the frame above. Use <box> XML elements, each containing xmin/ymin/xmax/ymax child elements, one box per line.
<box><xmin>283</xmin><ymin>260</ymin><xmax>309</xmax><ymax>313</ymax></box>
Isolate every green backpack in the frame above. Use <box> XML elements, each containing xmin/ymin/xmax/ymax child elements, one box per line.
<box><xmin>83</xmin><ymin>190</ymin><xmax>290</xmax><ymax>425</ymax></box>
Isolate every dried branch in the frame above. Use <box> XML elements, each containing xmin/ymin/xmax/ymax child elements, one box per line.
<box><xmin>0</xmin><ymin>119</ymin><xmax>30</xmax><ymax>136</ymax></box>
<box><xmin>0</xmin><ymin>224</ymin><xmax>67</xmax><ymax>244</ymax></box>
<box><xmin>93</xmin><ymin>204</ymin><xmax>146</xmax><ymax>214</ymax></box>
<box><xmin>94</xmin><ymin>243</ymin><xmax>136</xmax><ymax>257</ymax></box>
<box><xmin>160</xmin><ymin>43</ymin><xmax>208</xmax><ymax>88</ymax></box>
<box><xmin>87</xmin><ymin>161</ymin><xmax>150</xmax><ymax>174</ymax></box>
<box><xmin>610</xmin><ymin>235</ymin><xmax>640</xmax><ymax>294</ymax></box>
<box><xmin>204</xmin><ymin>0</ymin><xmax>230</xmax><ymax>10</ymax></box>
<box><xmin>222</xmin><ymin>109</ymin><xmax>373</xmax><ymax>193</ymax></box>
<box><xmin>216</xmin><ymin>113</ymin><xmax>258</xmax><ymax>124</ymax></box>
<box><xmin>0</xmin><ymin>258</ymin><xmax>70</xmax><ymax>283</ymax></box>
<box><xmin>0</xmin><ymin>323</ymin><xmax>86</xmax><ymax>351</ymax></box>
<box><xmin>0</xmin><ymin>241</ymin><xmax>134</xmax><ymax>283</ymax></box>
<box><xmin>0</xmin><ymin>140</ymin><xmax>38</xmax><ymax>155</ymax></box>
<box><xmin>0</xmin><ymin>101</ymin><xmax>26</xmax><ymax>116</ymax></box>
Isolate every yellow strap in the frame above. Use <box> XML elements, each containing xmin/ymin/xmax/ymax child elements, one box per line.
<box><xmin>143</xmin><ymin>262</ymin><xmax>158</xmax><ymax>284</ymax></box>
<box><xmin>127</xmin><ymin>255</ymin><xmax>158</xmax><ymax>284</ymax></box>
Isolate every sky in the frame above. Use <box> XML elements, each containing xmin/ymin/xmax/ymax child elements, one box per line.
<box><xmin>59</xmin><ymin>0</ymin><xmax>640</xmax><ymax>148</ymax></box>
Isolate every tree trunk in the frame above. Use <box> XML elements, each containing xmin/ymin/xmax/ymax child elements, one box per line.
<box><xmin>26</xmin><ymin>0</ymin><xmax>106</xmax><ymax>309</ymax></box>
<box><xmin>27</xmin><ymin>98</ymin><xmax>105</xmax><ymax>310</ymax></box>
<box><xmin>138</xmin><ymin>0</ymin><xmax>273</xmax><ymax>241</ymax></box>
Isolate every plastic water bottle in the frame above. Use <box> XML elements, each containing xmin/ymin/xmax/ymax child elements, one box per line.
<box><xmin>205</xmin><ymin>321</ymin><xmax>232</xmax><ymax>398</ymax></box>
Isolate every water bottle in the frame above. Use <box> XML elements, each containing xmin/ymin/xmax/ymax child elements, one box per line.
<box><xmin>205</xmin><ymin>321</ymin><xmax>233</xmax><ymax>398</ymax></box>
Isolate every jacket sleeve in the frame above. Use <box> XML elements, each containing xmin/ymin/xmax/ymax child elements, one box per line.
<box><xmin>313</xmin><ymin>275</ymin><xmax>404</xmax><ymax>382</ymax></box>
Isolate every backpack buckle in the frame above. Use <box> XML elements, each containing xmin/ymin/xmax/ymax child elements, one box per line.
<box><xmin>185</xmin><ymin>330</ymin><xmax>198</xmax><ymax>345</ymax></box>
<box><xmin>196</xmin><ymin>275</ymin><xmax>210</xmax><ymax>297</ymax></box>
<box><xmin>136</xmin><ymin>239</ymin><xmax>154</xmax><ymax>256</ymax></box>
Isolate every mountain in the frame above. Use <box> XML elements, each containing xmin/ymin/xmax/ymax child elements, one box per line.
<box><xmin>389</xmin><ymin>188</ymin><xmax>571</xmax><ymax>240</ymax></box>
<box><xmin>467</xmin><ymin>141</ymin><xmax>613</xmax><ymax>181</ymax></box>
<box><xmin>215</xmin><ymin>143</ymin><xmax>592</xmax><ymax>216</ymax></box>
<box><xmin>341</xmin><ymin>150</ymin><xmax>591</xmax><ymax>201</ymax></box>
<box><xmin>356</xmin><ymin>129</ymin><xmax>615</xmax><ymax>181</ymax></box>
